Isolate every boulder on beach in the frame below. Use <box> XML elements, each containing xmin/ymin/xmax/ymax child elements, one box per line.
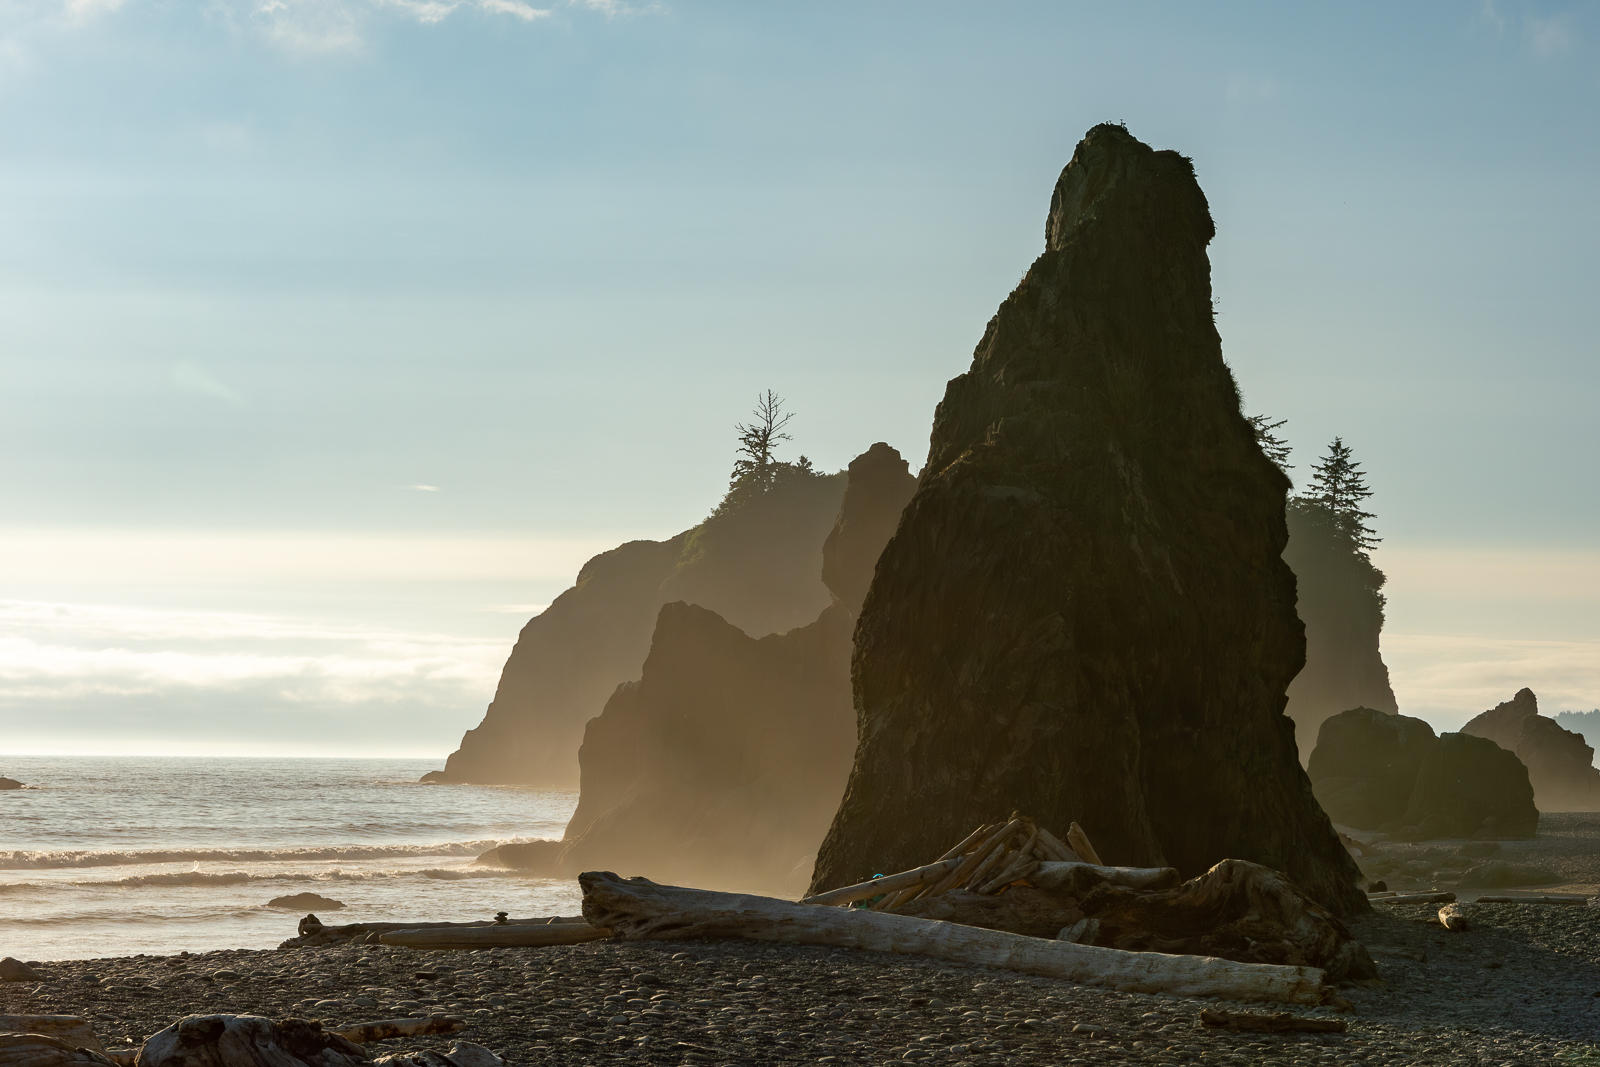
<box><xmin>1457</xmin><ymin>861</ymin><xmax>1562</xmax><ymax>889</ymax></box>
<box><xmin>0</xmin><ymin>777</ymin><xmax>23</xmax><ymax>790</ymax></box>
<box><xmin>0</xmin><ymin>956</ymin><xmax>43</xmax><ymax>981</ymax></box>
<box><xmin>1307</xmin><ymin>708</ymin><xmax>1439</xmax><ymax>830</ymax></box>
<box><xmin>1400</xmin><ymin>732</ymin><xmax>1538</xmax><ymax>839</ymax></box>
<box><xmin>266</xmin><ymin>892</ymin><xmax>345</xmax><ymax>911</ymax></box>
<box><xmin>807</xmin><ymin>124</ymin><xmax>1366</xmax><ymax>915</ymax></box>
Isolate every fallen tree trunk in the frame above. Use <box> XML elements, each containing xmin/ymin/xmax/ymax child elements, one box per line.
<box><xmin>1475</xmin><ymin>895</ymin><xmax>1590</xmax><ymax>905</ymax></box>
<box><xmin>0</xmin><ymin>1032</ymin><xmax>116</xmax><ymax>1067</ymax></box>
<box><xmin>0</xmin><ymin>1018</ymin><xmax>102</xmax><ymax>1054</ymax></box>
<box><xmin>329</xmin><ymin>1019</ymin><xmax>465</xmax><ymax>1044</ymax></box>
<box><xmin>579</xmin><ymin>872</ymin><xmax>1335</xmax><ymax>1006</ymax></box>
<box><xmin>1030</xmin><ymin>862</ymin><xmax>1180</xmax><ymax>896</ymax></box>
<box><xmin>378</xmin><ymin>924</ymin><xmax>612</xmax><ymax>949</ymax></box>
<box><xmin>1199</xmin><ymin>1008</ymin><xmax>1346</xmax><ymax>1033</ymax></box>
<box><xmin>801</xmin><ymin>858</ymin><xmax>964</xmax><ymax>907</ymax></box>
<box><xmin>1370</xmin><ymin>892</ymin><xmax>1455</xmax><ymax>905</ymax></box>
<box><xmin>1072</xmin><ymin>860</ymin><xmax>1376</xmax><ymax>982</ymax></box>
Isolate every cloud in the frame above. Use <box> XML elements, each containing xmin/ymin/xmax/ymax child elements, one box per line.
<box><xmin>1383</xmin><ymin>632</ymin><xmax>1600</xmax><ymax>732</ymax></box>
<box><xmin>171</xmin><ymin>361</ymin><xmax>244</xmax><ymax>405</ymax></box>
<box><xmin>1526</xmin><ymin>13</ymin><xmax>1572</xmax><ymax>55</ymax></box>
<box><xmin>405</xmin><ymin>484</ymin><xmax>441</xmax><ymax>491</ymax></box>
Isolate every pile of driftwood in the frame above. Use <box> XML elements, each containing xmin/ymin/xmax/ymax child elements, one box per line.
<box><xmin>800</xmin><ymin>814</ymin><xmax>1108</xmax><ymax>912</ymax></box>
<box><xmin>796</xmin><ymin>814</ymin><xmax>1374</xmax><ymax>982</ymax></box>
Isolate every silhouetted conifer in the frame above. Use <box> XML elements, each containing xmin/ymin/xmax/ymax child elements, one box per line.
<box><xmin>1301</xmin><ymin>437</ymin><xmax>1379</xmax><ymax>555</ymax></box>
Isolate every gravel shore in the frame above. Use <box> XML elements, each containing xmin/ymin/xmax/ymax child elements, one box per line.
<box><xmin>7</xmin><ymin>900</ymin><xmax>1600</xmax><ymax>1067</ymax></box>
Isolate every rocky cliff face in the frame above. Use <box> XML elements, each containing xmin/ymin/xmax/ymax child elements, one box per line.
<box><xmin>1307</xmin><ymin>707</ymin><xmax>1437</xmax><ymax>830</ymax></box>
<box><xmin>429</xmin><ymin>469</ymin><xmax>846</xmax><ymax>788</ymax></box>
<box><xmin>482</xmin><ymin>444</ymin><xmax>916</xmax><ymax>892</ymax></box>
<box><xmin>808</xmin><ymin>124</ymin><xmax>1365</xmax><ymax>915</ymax></box>
<box><xmin>1463</xmin><ymin>688</ymin><xmax>1600</xmax><ymax>811</ymax></box>
<box><xmin>1282</xmin><ymin>503</ymin><xmax>1398</xmax><ymax>751</ymax></box>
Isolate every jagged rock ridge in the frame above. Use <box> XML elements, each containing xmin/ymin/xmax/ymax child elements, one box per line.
<box><xmin>427</xmin><ymin>469</ymin><xmax>846</xmax><ymax>788</ymax></box>
<box><xmin>482</xmin><ymin>444</ymin><xmax>917</xmax><ymax>893</ymax></box>
<box><xmin>809</xmin><ymin>124</ymin><xmax>1366</xmax><ymax>915</ymax></box>
<box><xmin>1463</xmin><ymin>688</ymin><xmax>1600</xmax><ymax>812</ymax></box>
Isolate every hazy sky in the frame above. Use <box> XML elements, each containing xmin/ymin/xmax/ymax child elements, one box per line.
<box><xmin>1</xmin><ymin>0</ymin><xmax>1595</xmax><ymax>755</ymax></box>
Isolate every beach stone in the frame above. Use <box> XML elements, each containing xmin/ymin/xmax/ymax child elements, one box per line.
<box><xmin>0</xmin><ymin>958</ymin><xmax>43</xmax><ymax>982</ymax></box>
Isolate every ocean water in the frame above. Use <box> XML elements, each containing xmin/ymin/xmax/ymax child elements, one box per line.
<box><xmin>0</xmin><ymin>756</ymin><xmax>581</xmax><ymax>961</ymax></box>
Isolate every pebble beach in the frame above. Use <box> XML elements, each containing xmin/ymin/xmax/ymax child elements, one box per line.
<box><xmin>7</xmin><ymin>898</ymin><xmax>1600</xmax><ymax>1067</ymax></box>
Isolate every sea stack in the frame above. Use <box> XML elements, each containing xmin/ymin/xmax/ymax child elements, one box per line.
<box><xmin>810</xmin><ymin>124</ymin><xmax>1365</xmax><ymax>914</ymax></box>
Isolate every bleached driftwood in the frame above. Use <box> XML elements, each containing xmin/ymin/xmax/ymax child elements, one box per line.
<box><xmin>1476</xmin><ymin>895</ymin><xmax>1591</xmax><ymax>905</ymax></box>
<box><xmin>370</xmin><ymin>1042</ymin><xmax>502</xmax><ymax>1067</ymax></box>
<box><xmin>1438</xmin><ymin>904</ymin><xmax>1470</xmax><ymax>932</ymax></box>
<box><xmin>579</xmin><ymin>872</ymin><xmax>1335</xmax><ymax>1006</ymax></box>
<box><xmin>1030</xmin><ymin>861</ymin><xmax>1180</xmax><ymax>896</ymax></box>
<box><xmin>1065</xmin><ymin>822</ymin><xmax>1103</xmax><ymax>866</ymax></box>
<box><xmin>801</xmin><ymin>857</ymin><xmax>964</xmax><ymax>907</ymax></box>
<box><xmin>329</xmin><ymin>1019</ymin><xmax>465</xmax><ymax>1044</ymax></box>
<box><xmin>378</xmin><ymin>924</ymin><xmax>611</xmax><ymax>949</ymax></box>
<box><xmin>1370</xmin><ymin>892</ymin><xmax>1455</xmax><ymax>905</ymax></box>
<box><xmin>0</xmin><ymin>1032</ymin><xmax>116</xmax><ymax>1067</ymax></box>
<box><xmin>0</xmin><ymin>1018</ymin><xmax>102</xmax><ymax>1054</ymax></box>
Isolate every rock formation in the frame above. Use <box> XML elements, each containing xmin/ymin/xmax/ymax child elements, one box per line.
<box><xmin>1463</xmin><ymin>688</ymin><xmax>1600</xmax><ymax>811</ymax></box>
<box><xmin>1307</xmin><ymin>708</ymin><xmax>1538</xmax><ymax>838</ymax></box>
<box><xmin>426</xmin><ymin>467</ymin><xmax>846</xmax><ymax>787</ymax></box>
<box><xmin>1282</xmin><ymin>504</ymin><xmax>1398</xmax><ymax>750</ymax></box>
<box><xmin>481</xmin><ymin>445</ymin><xmax>916</xmax><ymax>893</ymax></box>
<box><xmin>1402</xmin><ymin>732</ymin><xmax>1538</xmax><ymax>838</ymax></box>
<box><xmin>1307</xmin><ymin>708</ymin><xmax>1437</xmax><ymax>829</ymax></box>
<box><xmin>808</xmin><ymin>124</ymin><xmax>1366</xmax><ymax>915</ymax></box>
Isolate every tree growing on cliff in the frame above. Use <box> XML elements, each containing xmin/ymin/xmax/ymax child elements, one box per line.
<box><xmin>1248</xmin><ymin>414</ymin><xmax>1294</xmax><ymax>481</ymax></box>
<box><xmin>1301</xmin><ymin>437</ymin><xmax>1379</xmax><ymax>555</ymax></box>
<box><xmin>731</xmin><ymin>390</ymin><xmax>795</xmax><ymax>491</ymax></box>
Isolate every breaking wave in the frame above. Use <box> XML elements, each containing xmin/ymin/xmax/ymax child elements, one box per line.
<box><xmin>0</xmin><ymin>840</ymin><xmax>530</xmax><ymax>871</ymax></box>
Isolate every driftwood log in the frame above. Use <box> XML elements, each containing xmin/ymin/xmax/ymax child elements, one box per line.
<box><xmin>1199</xmin><ymin>1008</ymin><xmax>1347</xmax><ymax>1033</ymax></box>
<box><xmin>285</xmin><ymin>915</ymin><xmax>586</xmax><ymax>950</ymax></box>
<box><xmin>377</xmin><ymin>925</ymin><xmax>611</xmax><ymax>949</ymax></box>
<box><xmin>800</xmin><ymin>858</ymin><xmax>964</xmax><ymax>907</ymax></box>
<box><xmin>1030</xmin><ymin>862</ymin><xmax>1179</xmax><ymax>896</ymax></box>
<box><xmin>1370</xmin><ymin>892</ymin><xmax>1455</xmax><ymax>905</ymax></box>
<box><xmin>0</xmin><ymin>1032</ymin><xmax>117</xmax><ymax>1067</ymax></box>
<box><xmin>369</xmin><ymin>1044</ymin><xmax>501</xmax><ymax>1067</ymax></box>
<box><xmin>895</xmin><ymin>887</ymin><xmax>1085</xmax><ymax>940</ymax></box>
<box><xmin>0</xmin><ymin>1020</ymin><xmax>102</xmax><ymax>1055</ymax></box>
<box><xmin>328</xmin><ymin>1020</ymin><xmax>464</xmax><ymax>1044</ymax></box>
<box><xmin>1438</xmin><ymin>904</ymin><xmax>1471</xmax><ymax>932</ymax></box>
<box><xmin>580</xmin><ymin>872</ymin><xmax>1336</xmax><ymax>1005</ymax></box>
<box><xmin>1071</xmin><ymin>860</ymin><xmax>1377</xmax><ymax>981</ymax></box>
<box><xmin>1475</xmin><ymin>895</ymin><xmax>1591</xmax><ymax>905</ymax></box>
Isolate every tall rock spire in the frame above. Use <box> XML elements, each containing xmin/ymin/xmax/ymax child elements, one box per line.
<box><xmin>810</xmin><ymin>124</ymin><xmax>1365</xmax><ymax>914</ymax></box>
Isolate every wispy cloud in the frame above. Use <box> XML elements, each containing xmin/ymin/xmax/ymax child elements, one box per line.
<box><xmin>1384</xmin><ymin>632</ymin><xmax>1600</xmax><ymax>731</ymax></box>
<box><xmin>171</xmin><ymin>362</ymin><xmax>244</xmax><ymax>405</ymax></box>
<box><xmin>1225</xmin><ymin>73</ymin><xmax>1276</xmax><ymax>104</ymax></box>
<box><xmin>404</xmin><ymin>484</ymin><xmax>442</xmax><ymax>492</ymax></box>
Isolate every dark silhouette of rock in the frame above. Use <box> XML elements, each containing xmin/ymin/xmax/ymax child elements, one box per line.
<box><xmin>1463</xmin><ymin>688</ymin><xmax>1600</xmax><ymax>811</ymax></box>
<box><xmin>1307</xmin><ymin>708</ymin><xmax>1437</xmax><ymax>830</ymax></box>
<box><xmin>819</xmin><ymin>443</ymin><xmax>917</xmax><ymax>612</ymax></box>
<box><xmin>485</xmin><ymin>445</ymin><xmax>916</xmax><ymax>894</ymax></box>
<box><xmin>807</xmin><ymin>124</ymin><xmax>1365</xmax><ymax>916</ymax></box>
<box><xmin>0</xmin><ymin>777</ymin><xmax>22</xmax><ymax>790</ymax></box>
<box><xmin>1401</xmin><ymin>732</ymin><xmax>1537</xmax><ymax>839</ymax></box>
<box><xmin>1282</xmin><ymin>505</ymin><xmax>1398</xmax><ymax>751</ymax></box>
<box><xmin>266</xmin><ymin>892</ymin><xmax>345</xmax><ymax>910</ymax></box>
<box><xmin>428</xmin><ymin>469</ymin><xmax>846</xmax><ymax>787</ymax></box>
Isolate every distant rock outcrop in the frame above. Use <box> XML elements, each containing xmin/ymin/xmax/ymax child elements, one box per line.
<box><xmin>807</xmin><ymin>124</ymin><xmax>1366</xmax><ymax>915</ymax></box>
<box><xmin>1282</xmin><ymin>503</ymin><xmax>1398</xmax><ymax>751</ymax></box>
<box><xmin>428</xmin><ymin>468</ymin><xmax>846</xmax><ymax>788</ymax></box>
<box><xmin>1307</xmin><ymin>707</ymin><xmax>1538</xmax><ymax>839</ymax></box>
<box><xmin>1463</xmin><ymin>688</ymin><xmax>1600</xmax><ymax>811</ymax></box>
<box><xmin>0</xmin><ymin>777</ymin><xmax>22</xmax><ymax>790</ymax></box>
<box><xmin>482</xmin><ymin>444</ymin><xmax>916</xmax><ymax>893</ymax></box>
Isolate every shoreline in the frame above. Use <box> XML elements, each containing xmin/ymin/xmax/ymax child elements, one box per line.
<box><xmin>5</xmin><ymin>901</ymin><xmax>1600</xmax><ymax>1067</ymax></box>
